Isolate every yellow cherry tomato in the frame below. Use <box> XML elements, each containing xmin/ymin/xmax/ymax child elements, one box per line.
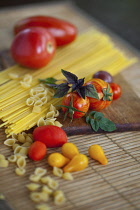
<box><xmin>88</xmin><ymin>144</ymin><xmax>108</xmax><ymax>165</ymax></box>
<box><xmin>48</xmin><ymin>153</ymin><xmax>70</xmax><ymax>168</ymax></box>
<box><xmin>61</xmin><ymin>142</ymin><xmax>79</xmax><ymax>159</ymax></box>
<box><xmin>63</xmin><ymin>154</ymin><xmax>88</xmax><ymax>172</ymax></box>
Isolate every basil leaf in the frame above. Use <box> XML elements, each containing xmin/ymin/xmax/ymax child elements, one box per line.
<box><xmin>85</xmin><ymin>84</ymin><xmax>99</xmax><ymax>99</ymax></box>
<box><xmin>61</xmin><ymin>69</ymin><xmax>78</xmax><ymax>84</ymax></box>
<box><xmin>90</xmin><ymin>119</ymin><xmax>100</xmax><ymax>132</ymax></box>
<box><xmin>99</xmin><ymin>118</ymin><xmax>116</xmax><ymax>132</ymax></box>
<box><xmin>94</xmin><ymin>112</ymin><xmax>104</xmax><ymax>120</ymax></box>
<box><xmin>53</xmin><ymin>83</ymin><xmax>70</xmax><ymax>98</ymax></box>
<box><xmin>39</xmin><ymin>77</ymin><xmax>57</xmax><ymax>85</ymax></box>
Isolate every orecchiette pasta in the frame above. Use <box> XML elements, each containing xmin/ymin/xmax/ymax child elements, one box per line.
<box><xmin>26</xmin><ymin>183</ymin><xmax>40</xmax><ymax>191</ymax></box>
<box><xmin>53</xmin><ymin>167</ymin><xmax>63</xmax><ymax>178</ymax></box>
<box><xmin>15</xmin><ymin>167</ymin><xmax>26</xmax><ymax>176</ymax></box>
<box><xmin>34</xmin><ymin>167</ymin><xmax>47</xmax><ymax>177</ymax></box>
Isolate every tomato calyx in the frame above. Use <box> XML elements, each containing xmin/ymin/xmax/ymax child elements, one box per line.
<box><xmin>40</xmin><ymin>69</ymin><xmax>99</xmax><ymax>100</ymax></box>
<box><xmin>58</xmin><ymin>96</ymin><xmax>85</xmax><ymax>122</ymax></box>
<box><xmin>86</xmin><ymin>111</ymin><xmax>116</xmax><ymax>132</ymax></box>
<box><xmin>102</xmin><ymin>84</ymin><xmax>113</xmax><ymax>101</ymax></box>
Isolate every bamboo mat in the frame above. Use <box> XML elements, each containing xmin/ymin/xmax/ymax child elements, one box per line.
<box><xmin>0</xmin><ymin>1</ymin><xmax>140</xmax><ymax>210</ymax></box>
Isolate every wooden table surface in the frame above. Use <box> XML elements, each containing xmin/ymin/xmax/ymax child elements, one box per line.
<box><xmin>0</xmin><ymin>1</ymin><xmax>140</xmax><ymax>210</ymax></box>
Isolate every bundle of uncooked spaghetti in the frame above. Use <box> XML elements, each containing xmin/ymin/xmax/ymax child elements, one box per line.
<box><xmin>0</xmin><ymin>29</ymin><xmax>137</xmax><ymax>136</ymax></box>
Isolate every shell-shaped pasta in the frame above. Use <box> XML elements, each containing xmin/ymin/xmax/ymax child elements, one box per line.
<box><xmin>23</xmin><ymin>74</ymin><xmax>32</xmax><ymax>84</ymax></box>
<box><xmin>18</xmin><ymin>133</ymin><xmax>26</xmax><ymax>143</ymax></box>
<box><xmin>17</xmin><ymin>156</ymin><xmax>26</xmax><ymax>168</ymax></box>
<box><xmin>54</xmin><ymin>190</ymin><xmax>66</xmax><ymax>205</ymax></box>
<box><xmin>32</xmin><ymin>106</ymin><xmax>42</xmax><ymax>113</ymax></box>
<box><xmin>45</xmin><ymin>118</ymin><xmax>56</xmax><ymax>126</ymax></box>
<box><xmin>26</xmin><ymin>98</ymin><xmax>34</xmax><ymax>106</ymax></box>
<box><xmin>8</xmin><ymin>155</ymin><xmax>17</xmax><ymax>163</ymax></box>
<box><xmin>34</xmin><ymin>167</ymin><xmax>47</xmax><ymax>177</ymax></box>
<box><xmin>37</xmin><ymin>117</ymin><xmax>46</xmax><ymax>127</ymax></box>
<box><xmin>0</xmin><ymin>154</ymin><xmax>5</xmax><ymax>160</ymax></box>
<box><xmin>41</xmin><ymin>186</ymin><xmax>53</xmax><ymax>195</ymax></box>
<box><xmin>26</xmin><ymin>183</ymin><xmax>40</xmax><ymax>191</ymax></box>
<box><xmin>25</xmin><ymin>135</ymin><xmax>33</xmax><ymax>143</ymax></box>
<box><xmin>40</xmin><ymin>97</ymin><xmax>47</xmax><ymax>104</ymax></box>
<box><xmin>30</xmin><ymin>192</ymin><xmax>49</xmax><ymax>203</ymax></box>
<box><xmin>4</xmin><ymin>138</ymin><xmax>16</xmax><ymax>146</ymax></box>
<box><xmin>15</xmin><ymin>167</ymin><xmax>26</xmax><ymax>176</ymax></box>
<box><xmin>47</xmin><ymin>178</ymin><xmax>59</xmax><ymax>190</ymax></box>
<box><xmin>14</xmin><ymin>146</ymin><xmax>22</xmax><ymax>154</ymax></box>
<box><xmin>36</xmin><ymin>92</ymin><xmax>47</xmax><ymax>99</ymax></box>
<box><xmin>54</xmin><ymin>110</ymin><xmax>59</xmax><ymax>117</ymax></box>
<box><xmin>15</xmin><ymin>153</ymin><xmax>27</xmax><ymax>160</ymax></box>
<box><xmin>12</xmin><ymin>143</ymin><xmax>19</xmax><ymax>150</ymax></box>
<box><xmin>34</xmin><ymin>100</ymin><xmax>43</xmax><ymax>107</ymax></box>
<box><xmin>0</xmin><ymin>159</ymin><xmax>9</xmax><ymax>168</ymax></box>
<box><xmin>22</xmin><ymin>142</ymin><xmax>31</xmax><ymax>147</ymax></box>
<box><xmin>28</xmin><ymin>133</ymin><xmax>33</xmax><ymax>139</ymax></box>
<box><xmin>20</xmin><ymin>81</ymin><xmax>30</xmax><ymax>89</ymax></box>
<box><xmin>62</xmin><ymin>172</ymin><xmax>74</xmax><ymax>181</ymax></box>
<box><xmin>54</xmin><ymin>121</ymin><xmax>63</xmax><ymax>127</ymax></box>
<box><xmin>29</xmin><ymin>174</ymin><xmax>41</xmax><ymax>182</ymax></box>
<box><xmin>19</xmin><ymin>147</ymin><xmax>29</xmax><ymax>156</ymax></box>
<box><xmin>53</xmin><ymin>167</ymin><xmax>63</xmax><ymax>178</ymax></box>
<box><xmin>49</xmin><ymin>104</ymin><xmax>56</xmax><ymax>112</ymax></box>
<box><xmin>8</xmin><ymin>73</ymin><xmax>19</xmax><ymax>79</ymax></box>
<box><xmin>46</xmin><ymin>111</ymin><xmax>55</xmax><ymax>119</ymax></box>
<box><xmin>34</xmin><ymin>86</ymin><xmax>45</xmax><ymax>92</ymax></box>
<box><xmin>40</xmin><ymin>176</ymin><xmax>52</xmax><ymax>184</ymax></box>
<box><xmin>36</xmin><ymin>204</ymin><xmax>51</xmax><ymax>210</ymax></box>
<box><xmin>30</xmin><ymin>88</ymin><xmax>38</xmax><ymax>96</ymax></box>
<box><xmin>11</xmin><ymin>133</ymin><xmax>18</xmax><ymax>140</ymax></box>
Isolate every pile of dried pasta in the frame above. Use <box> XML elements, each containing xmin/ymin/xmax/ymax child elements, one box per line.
<box><xmin>0</xmin><ymin>29</ymin><xmax>137</xmax><ymax>136</ymax></box>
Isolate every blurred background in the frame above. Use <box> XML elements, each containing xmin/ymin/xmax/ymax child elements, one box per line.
<box><xmin>0</xmin><ymin>0</ymin><xmax>140</xmax><ymax>50</ymax></box>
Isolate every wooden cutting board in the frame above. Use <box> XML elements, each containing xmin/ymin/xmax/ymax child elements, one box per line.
<box><xmin>0</xmin><ymin>50</ymin><xmax>140</xmax><ymax>135</ymax></box>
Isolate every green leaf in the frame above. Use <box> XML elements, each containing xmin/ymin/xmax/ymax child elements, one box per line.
<box><xmin>94</xmin><ymin>112</ymin><xmax>104</xmax><ymax>120</ymax></box>
<box><xmin>85</xmin><ymin>84</ymin><xmax>99</xmax><ymax>99</ymax></box>
<box><xmin>90</xmin><ymin>119</ymin><xmax>100</xmax><ymax>132</ymax></box>
<box><xmin>99</xmin><ymin>118</ymin><xmax>116</xmax><ymax>132</ymax></box>
<box><xmin>53</xmin><ymin>83</ymin><xmax>70</xmax><ymax>98</ymax></box>
<box><xmin>89</xmin><ymin>111</ymin><xmax>96</xmax><ymax>117</ymax></box>
<box><xmin>39</xmin><ymin>77</ymin><xmax>57</xmax><ymax>85</ymax></box>
<box><xmin>86</xmin><ymin>115</ymin><xmax>90</xmax><ymax>124</ymax></box>
<box><xmin>102</xmin><ymin>84</ymin><xmax>113</xmax><ymax>101</ymax></box>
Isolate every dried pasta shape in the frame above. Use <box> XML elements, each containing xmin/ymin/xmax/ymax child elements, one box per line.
<box><xmin>62</xmin><ymin>172</ymin><xmax>74</xmax><ymax>181</ymax></box>
<box><xmin>8</xmin><ymin>73</ymin><xmax>19</xmax><ymax>79</ymax></box>
<box><xmin>29</xmin><ymin>174</ymin><xmax>41</xmax><ymax>182</ymax></box>
<box><xmin>36</xmin><ymin>92</ymin><xmax>47</xmax><ymax>99</ymax></box>
<box><xmin>18</xmin><ymin>133</ymin><xmax>26</xmax><ymax>143</ymax></box>
<box><xmin>54</xmin><ymin>121</ymin><xmax>63</xmax><ymax>127</ymax></box>
<box><xmin>41</xmin><ymin>186</ymin><xmax>53</xmax><ymax>195</ymax></box>
<box><xmin>53</xmin><ymin>167</ymin><xmax>63</xmax><ymax>178</ymax></box>
<box><xmin>40</xmin><ymin>97</ymin><xmax>47</xmax><ymax>104</ymax></box>
<box><xmin>19</xmin><ymin>147</ymin><xmax>29</xmax><ymax>156</ymax></box>
<box><xmin>26</xmin><ymin>98</ymin><xmax>34</xmax><ymax>106</ymax></box>
<box><xmin>20</xmin><ymin>81</ymin><xmax>30</xmax><ymax>89</ymax></box>
<box><xmin>40</xmin><ymin>176</ymin><xmax>52</xmax><ymax>184</ymax></box>
<box><xmin>54</xmin><ymin>190</ymin><xmax>66</xmax><ymax>205</ymax></box>
<box><xmin>17</xmin><ymin>156</ymin><xmax>26</xmax><ymax>168</ymax></box>
<box><xmin>11</xmin><ymin>133</ymin><xmax>18</xmax><ymax>140</ymax></box>
<box><xmin>36</xmin><ymin>204</ymin><xmax>51</xmax><ymax>210</ymax></box>
<box><xmin>54</xmin><ymin>110</ymin><xmax>59</xmax><ymax>117</ymax></box>
<box><xmin>30</xmin><ymin>192</ymin><xmax>49</xmax><ymax>203</ymax></box>
<box><xmin>34</xmin><ymin>167</ymin><xmax>47</xmax><ymax>177</ymax></box>
<box><xmin>8</xmin><ymin>155</ymin><xmax>17</xmax><ymax>163</ymax></box>
<box><xmin>26</xmin><ymin>183</ymin><xmax>40</xmax><ymax>191</ymax></box>
<box><xmin>34</xmin><ymin>86</ymin><xmax>45</xmax><ymax>92</ymax></box>
<box><xmin>22</xmin><ymin>142</ymin><xmax>31</xmax><ymax>147</ymax></box>
<box><xmin>46</xmin><ymin>111</ymin><xmax>55</xmax><ymax>119</ymax></box>
<box><xmin>37</xmin><ymin>117</ymin><xmax>46</xmax><ymax>127</ymax></box>
<box><xmin>12</xmin><ymin>143</ymin><xmax>19</xmax><ymax>150</ymax></box>
<box><xmin>14</xmin><ymin>146</ymin><xmax>22</xmax><ymax>154</ymax></box>
<box><xmin>0</xmin><ymin>154</ymin><xmax>5</xmax><ymax>160</ymax></box>
<box><xmin>34</xmin><ymin>100</ymin><xmax>43</xmax><ymax>107</ymax></box>
<box><xmin>30</xmin><ymin>88</ymin><xmax>38</xmax><ymax>96</ymax></box>
<box><xmin>47</xmin><ymin>178</ymin><xmax>59</xmax><ymax>190</ymax></box>
<box><xmin>25</xmin><ymin>136</ymin><xmax>33</xmax><ymax>143</ymax></box>
<box><xmin>4</xmin><ymin>138</ymin><xmax>16</xmax><ymax>146</ymax></box>
<box><xmin>15</xmin><ymin>167</ymin><xmax>26</xmax><ymax>176</ymax></box>
<box><xmin>23</xmin><ymin>74</ymin><xmax>32</xmax><ymax>84</ymax></box>
<box><xmin>49</xmin><ymin>104</ymin><xmax>56</xmax><ymax>112</ymax></box>
<box><xmin>45</xmin><ymin>118</ymin><xmax>56</xmax><ymax>126</ymax></box>
<box><xmin>0</xmin><ymin>159</ymin><xmax>9</xmax><ymax>168</ymax></box>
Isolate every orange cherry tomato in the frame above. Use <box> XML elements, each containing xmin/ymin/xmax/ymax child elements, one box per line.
<box><xmin>28</xmin><ymin>141</ymin><xmax>47</xmax><ymax>161</ymax></box>
<box><xmin>62</xmin><ymin>92</ymin><xmax>90</xmax><ymax>118</ymax></box>
<box><xmin>85</xmin><ymin>78</ymin><xmax>113</xmax><ymax>111</ymax></box>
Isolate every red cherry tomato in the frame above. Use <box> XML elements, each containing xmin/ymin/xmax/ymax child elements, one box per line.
<box><xmin>33</xmin><ymin>125</ymin><xmax>68</xmax><ymax>148</ymax></box>
<box><xmin>28</xmin><ymin>141</ymin><xmax>47</xmax><ymax>161</ymax></box>
<box><xmin>85</xmin><ymin>78</ymin><xmax>113</xmax><ymax>111</ymax></box>
<box><xmin>110</xmin><ymin>83</ymin><xmax>122</xmax><ymax>100</ymax></box>
<box><xmin>10</xmin><ymin>27</ymin><xmax>56</xmax><ymax>68</ymax></box>
<box><xmin>62</xmin><ymin>92</ymin><xmax>90</xmax><ymax>118</ymax></box>
<box><xmin>14</xmin><ymin>16</ymin><xmax>77</xmax><ymax>46</ymax></box>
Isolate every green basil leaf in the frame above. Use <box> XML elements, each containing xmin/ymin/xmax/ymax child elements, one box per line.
<box><xmin>90</xmin><ymin>119</ymin><xmax>100</xmax><ymax>132</ymax></box>
<box><xmin>85</xmin><ymin>84</ymin><xmax>99</xmax><ymax>99</ymax></box>
<box><xmin>86</xmin><ymin>115</ymin><xmax>90</xmax><ymax>124</ymax></box>
<box><xmin>99</xmin><ymin>118</ymin><xmax>116</xmax><ymax>132</ymax></box>
<box><xmin>94</xmin><ymin>112</ymin><xmax>104</xmax><ymax>120</ymax></box>
<box><xmin>39</xmin><ymin>77</ymin><xmax>57</xmax><ymax>85</ymax></box>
